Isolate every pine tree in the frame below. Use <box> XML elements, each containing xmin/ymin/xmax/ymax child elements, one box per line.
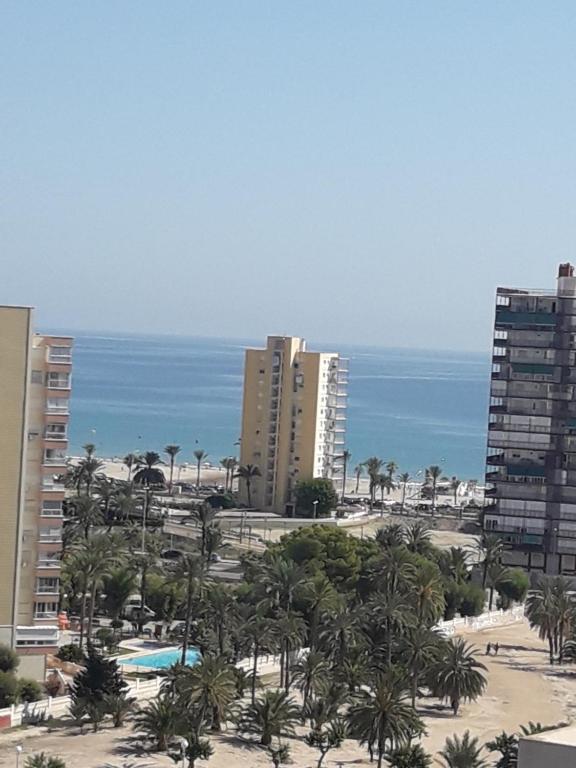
<box><xmin>71</xmin><ymin>645</ymin><xmax>127</xmax><ymax>704</ymax></box>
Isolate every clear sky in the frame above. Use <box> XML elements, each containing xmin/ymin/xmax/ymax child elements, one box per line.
<box><xmin>2</xmin><ymin>2</ymin><xmax>576</xmax><ymax>350</ymax></box>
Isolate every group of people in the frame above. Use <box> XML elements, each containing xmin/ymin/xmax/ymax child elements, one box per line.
<box><xmin>486</xmin><ymin>641</ymin><xmax>500</xmax><ymax>656</ymax></box>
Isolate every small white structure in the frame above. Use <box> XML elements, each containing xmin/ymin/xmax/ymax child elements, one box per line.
<box><xmin>519</xmin><ymin>724</ymin><xmax>576</xmax><ymax>768</ymax></box>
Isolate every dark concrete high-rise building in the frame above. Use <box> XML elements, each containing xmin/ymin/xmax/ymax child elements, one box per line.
<box><xmin>485</xmin><ymin>263</ymin><xmax>576</xmax><ymax>575</ymax></box>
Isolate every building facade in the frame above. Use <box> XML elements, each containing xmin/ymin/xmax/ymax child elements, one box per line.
<box><xmin>239</xmin><ymin>335</ymin><xmax>347</xmax><ymax>514</ymax></box>
<box><xmin>484</xmin><ymin>264</ymin><xmax>576</xmax><ymax>575</ymax></box>
<box><xmin>0</xmin><ymin>306</ymin><xmax>72</xmax><ymax>674</ymax></box>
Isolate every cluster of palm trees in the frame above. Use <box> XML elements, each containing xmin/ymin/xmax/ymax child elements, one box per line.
<box><xmin>122</xmin><ymin>520</ymin><xmax>491</xmax><ymax>768</ymax></box>
<box><xmin>526</xmin><ymin>576</ymin><xmax>576</xmax><ymax>664</ymax></box>
<box><xmin>348</xmin><ymin>458</ymin><xmax>458</xmax><ymax>513</ymax></box>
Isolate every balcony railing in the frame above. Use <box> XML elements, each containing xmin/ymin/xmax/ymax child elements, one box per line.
<box><xmin>37</xmin><ymin>559</ymin><xmax>61</xmax><ymax>569</ymax></box>
<box><xmin>32</xmin><ymin>611</ymin><xmax>58</xmax><ymax>620</ymax></box>
<box><xmin>46</xmin><ymin>377</ymin><xmax>71</xmax><ymax>390</ymax></box>
<box><xmin>35</xmin><ymin>585</ymin><xmax>60</xmax><ymax>595</ymax></box>
<box><xmin>38</xmin><ymin>533</ymin><xmax>63</xmax><ymax>544</ymax></box>
<box><xmin>43</xmin><ymin>454</ymin><xmax>67</xmax><ymax>466</ymax></box>
<box><xmin>44</xmin><ymin>430</ymin><xmax>67</xmax><ymax>441</ymax></box>
<box><xmin>48</xmin><ymin>351</ymin><xmax>72</xmax><ymax>363</ymax></box>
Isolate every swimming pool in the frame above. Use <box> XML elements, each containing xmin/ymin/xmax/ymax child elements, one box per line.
<box><xmin>121</xmin><ymin>647</ymin><xmax>200</xmax><ymax>669</ymax></box>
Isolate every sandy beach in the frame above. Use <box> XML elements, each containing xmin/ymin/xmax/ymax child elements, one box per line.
<box><xmin>0</xmin><ymin>620</ymin><xmax>572</xmax><ymax>768</ymax></box>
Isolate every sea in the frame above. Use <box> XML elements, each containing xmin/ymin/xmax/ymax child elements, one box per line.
<box><xmin>64</xmin><ymin>332</ymin><xmax>491</xmax><ymax>480</ymax></box>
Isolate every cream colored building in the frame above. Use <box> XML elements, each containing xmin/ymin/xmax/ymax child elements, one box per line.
<box><xmin>239</xmin><ymin>335</ymin><xmax>347</xmax><ymax>514</ymax></box>
<box><xmin>0</xmin><ymin>306</ymin><xmax>72</xmax><ymax>676</ymax></box>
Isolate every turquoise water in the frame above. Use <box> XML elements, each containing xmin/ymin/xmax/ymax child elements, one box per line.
<box><xmin>63</xmin><ymin>332</ymin><xmax>490</xmax><ymax>478</ymax></box>
<box><xmin>121</xmin><ymin>647</ymin><xmax>200</xmax><ymax>669</ymax></box>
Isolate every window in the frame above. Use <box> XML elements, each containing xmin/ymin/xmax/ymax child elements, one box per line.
<box><xmin>36</xmin><ymin>577</ymin><xmax>59</xmax><ymax>593</ymax></box>
<box><xmin>31</xmin><ymin>370</ymin><xmax>43</xmax><ymax>384</ymax></box>
<box><xmin>48</xmin><ymin>346</ymin><xmax>72</xmax><ymax>362</ymax></box>
<box><xmin>42</xmin><ymin>501</ymin><xmax>63</xmax><ymax>516</ymax></box>
<box><xmin>46</xmin><ymin>397</ymin><xmax>69</xmax><ymax>413</ymax></box>
<box><xmin>46</xmin><ymin>372</ymin><xmax>70</xmax><ymax>389</ymax></box>
<box><xmin>34</xmin><ymin>601</ymin><xmax>58</xmax><ymax>617</ymax></box>
<box><xmin>45</xmin><ymin>424</ymin><xmax>67</xmax><ymax>439</ymax></box>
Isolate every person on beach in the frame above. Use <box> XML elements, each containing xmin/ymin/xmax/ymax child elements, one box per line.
<box><xmin>486</xmin><ymin>642</ymin><xmax>492</xmax><ymax>655</ymax></box>
<box><xmin>494</xmin><ymin>642</ymin><xmax>499</xmax><ymax>656</ymax></box>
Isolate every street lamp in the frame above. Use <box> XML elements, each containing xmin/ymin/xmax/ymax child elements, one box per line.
<box><xmin>179</xmin><ymin>737</ymin><xmax>189</xmax><ymax>765</ymax></box>
<box><xmin>15</xmin><ymin>746</ymin><xmax>22</xmax><ymax>768</ymax></box>
<box><xmin>312</xmin><ymin>500</ymin><xmax>319</xmax><ymax>519</ymax></box>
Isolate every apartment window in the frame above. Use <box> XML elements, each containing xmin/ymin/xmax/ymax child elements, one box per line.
<box><xmin>45</xmin><ymin>424</ymin><xmax>67</xmax><ymax>440</ymax></box>
<box><xmin>46</xmin><ymin>397</ymin><xmax>69</xmax><ymax>413</ymax></box>
<box><xmin>38</xmin><ymin>527</ymin><xmax>62</xmax><ymax>542</ymax></box>
<box><xmin>46</xmin><ymin>372</ymin><xmax>70</xmax><ymax>389</ymax></box>
<box><xmin>259</xmin><ymin>369</ymin><xmax>265</xmax><ymax>374</ymax></box>
<box><xmin>34</xmin><ymin>601</ymin><xmax>58</xmax><ymax>618</ymax></box>
<box><xmin>44</xmin><ymin>448</ymin><xmax>66</xmax><ymax>465</ymax></box>
<box><xmin>31</xmin><ymin>370</ymin><xmax>43</xmax><ymax>384</ymax></box>
<box><xmin>36</xmin><ymin>577</ymin><xmax>59</xmax><ymax>594</ymax></box>
<box><xmin>41</xmin><ymin>500</ymin><xmax>63</xmax><ymax>517</ymax></box>
<box><xmin>48</xmin><ymin>346</ymin><xmax>72</xmax><ymax>362</ymax></box>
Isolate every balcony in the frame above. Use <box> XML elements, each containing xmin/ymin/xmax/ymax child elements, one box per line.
<box><xmin>33</xmin><ymin>611</ymin><xmax>58</xmax><ymax>620</ymax></box>
<box><xmin>37</xmin><ymin>558</ymin><xmax>61</xmax><ymax>569</ymax></box>
<box><xmin>47</xmin><ymin>346</ymin><xmax>72</xmax><ymax>364</ymax></box>
<box><xmin>46</xmin><ymin>374</ymin><xmax>71</xmax><ymax>390</ymax></box>
<box><xmin>16</xmin><ymin>625</ymin><xmax>59</xmax><ymax>646</ymax></box>
<box><xmin>44</xmin><ymin>427</ymin><xmax>67</xmax><ymax>441</ymax></box>
<box><xmin>45</xmin><ymin>399</ymin><xmax>70</xmax><ymax>415</ymax></box>
<box><xmin>42</xmin><ymin>480</ymin><xmax>66</xmax><ymax>493</ymax></box>
<box><xmin>495</xmin><ymin>309</ymin><xmax>557</xmax><ymax>326</ymax></box>
<box><xmin>35</xmin><ymin>585</ymin><xmax>60</xmax><ymax>595</ymax></box>
<box><xmin>38</xmin><ymin>532</ymin><xmax>63</xmax><ymax>544</ymax></box>
<box><xmin>43</xmin><ymin>451</ymin><xmax>67</xmax><ymax>466</ymax></box>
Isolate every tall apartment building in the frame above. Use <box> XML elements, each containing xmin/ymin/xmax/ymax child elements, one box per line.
<box><xmin>484</xmin><ymin>264</ymin><xmax>576</xmax><ymax>576</ymax></box>
<box><xmin>0</xmin><ymin>306</ymin><xmax>72</xmax><ymax>676</ymax></box>
<box><xmin>239</xmin><ymin>335</ymin><xmax>347</xmax><ymax>514</ymax></box>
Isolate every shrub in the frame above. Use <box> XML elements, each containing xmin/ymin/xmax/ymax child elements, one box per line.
<box><xmin>459</xmin><ymin>583</ymin><xmax>485</xmax><ymax>617</ymax></box>
<box><xmin>0</xmin><ymin>671</ymin><xmax>19</xmax><ymax>707</ymax></box>
<box><xmin>0</xmin><ymin>644</ymin><xmax>19</xmax><ymax>673</ymax></box>
<box><xmin>18</xmin><ymin>678</ymin><xmax>44</xmax><ymax>703</ymax></box>
<box><xmin>205</xmin><ymin>493</ymin><xmax>235</xmax><ymax>509</ymax></box>
<box><xmin>56</xmin><ymin>644</ymin><xmax>84</xmax><ymax>664</ymax></box>
<box><xmin>294</xmin><ymin>478</ymin><xmax>338</xmax><ymax>518</ymax></box>
<box><xmin>497</xmin><ymin>568</ymin><xmax>529</xmax><ymax>608</ymax></box>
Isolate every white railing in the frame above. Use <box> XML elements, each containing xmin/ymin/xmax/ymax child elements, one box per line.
<box><xmin>436</xmin><ymin>606</ymin><xmax>525</xmax><ymax>637</ymax></box>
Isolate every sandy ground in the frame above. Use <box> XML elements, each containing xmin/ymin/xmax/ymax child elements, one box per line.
<box><xmin>1</xmin><ymin>621</ymin><xmax>574</xmax><ymax>768</ymax></box>
<box><xmin>96</xmin><ymin>458</ymin><xmax>228</xmax><ymax>486</ymax></box>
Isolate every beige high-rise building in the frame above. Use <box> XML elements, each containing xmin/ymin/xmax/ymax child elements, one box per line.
<box><xmin>239</xmin><ymin>335</ymin><xmax>347</xmax><ymax>514</ymax></box>
<box><xmin>0</xmin><ymin>306</ymin><xmax>72</xmax><ymax>676</ymax></box>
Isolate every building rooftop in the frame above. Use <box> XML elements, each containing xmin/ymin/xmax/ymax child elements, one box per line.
<box><xmin>521</xmin><ymin>724</ymin><xmax>576</xmax><ymax>746</ymax></box>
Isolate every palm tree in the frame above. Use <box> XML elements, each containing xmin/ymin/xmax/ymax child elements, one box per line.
<box><xmin>274</xmin><ymin>611</ymin><xmax>307</xmax><ymax>692</ymax></box>
<box><xmin>202</xmin><ymin>582</ymin><xmax>235</xmax><ymax>656</ymax></box>
<box><xmin>189</xmin><ymin>502</ymin><xmax>217</xmax><ymax>562</ymax></box>
<box><xmin>364</xmin><ymin>457</ymin><xmax>383</xmax><ymax>512</ymax></box>
<box><xmin>193</xmin><ymin>449</ymin><xmax>209</xmax><ymax>489</ymax></box>
<box><xmin>398</xmin><ymin>472</ymin><xmax>410</xmax><ymax>513</ymax></box>
<box><xmin>68</xmin><ymin>495</ymin><xmax>103</xmax><ymax>539</ymax></box>
<box><xmin>375</xmin><ymin>523</ymin><xmax>405</xmax><ymax>549</ymax></box>
<box><xmin>291</xmin><ymin>651</ymin><xmax>330</xmax><ymax>710</ymax></box>
<box><xmin>220</xmin><ymin>457</ymin><xmax>235</xmax><ymax>492</ymax></box>
<box><xmin>172</xmin><ymin>552</ymin><xmax>203</xmax><ymax>664</ymax></box>
<box><xmin>478</xmin><ymin>532</ymin><xmax>504</xmax><ymax>589</ymax></box>
<box><xmin>303</xmin><ymin>575</ymin><xmax>341</xmax><ymax>651</ymax></box>
<box><xmin>133</xmin><ymin>452</ymin><xmax>165</xmax><ymax>487</ymax></box>
<box><xmin>401</xmin><ymin>626</ymin><xmax>442</xmax><ymax>707</ymax></box>
<box><xmin>24</xmin><ymin>754</ymin><xmax>67</xmax><ymax>768</ymax></box>
<box><xmin>164</xmin><ymin>444</ymin><xmax>181</xmax><ymax>493</ymax></box>
<box><xmin>430</xmin><ymin>637</ymin><xmax>487</xmax><ymax>715</ymax></box>
<box><xmin>319</xmin><ymin>605</ymin><xmax>363</xmax><ymax>668</ymax></box>
<box><xmin>102</xmin><ymin>567</ymin><xmax>137</xmax><ymax>628</ymax></box>
<box><xmin>305</xmin><ymin>716</ymin><xmax>347</xmax><ymax>768</ymax></box>
<box><xmin>424</xmin><ymin>465</ymin><xmax>443</xmax><ymax>511</ymax></box>
<box><xmin>412</xmin><ymin>562</ymin><xmax>445</xmax><ymax>626</ymax></box>
<box><xmin>131</xmin><ymin>530</ymin><xmax>164</xmax><ymax>632</ymax></box>
<box><xmin>103</xmin><ymin>691</ymin><xmax>137</xmax><ymax>728</ymax></box>
<box><xmin>385</xmin><ymin>461</ymin><xmax>398</xmax><ymax>490</ymax></box>
<box><xmin>449</xmin><ymin>476</ymin><xmax>460</xmax><ymax>508</ymax></box>
<box><xmin>179</xmin><ymin>656</ymin><xmax>237</xmax><ymax>731</ymax></box>
<box><xmin>370</xmin><ymin>590</ymin><xmax>411</xmax><ymax>667</ymax></box>
<box><xmin>346</xmin><ymin>671</ymin><xmax>422</xmax><ymax>768</ymax></box>
<box><xmin>123</xmin><ymin>453</ymin><xmax>138</xmax><ymax>482</ymax></box>
<box><xmin>378</xmin><ymin>474</ymin><xmax>395</xmax><ymax>514</ymax></box>
<box><xmin>526</xmin><ymin>576</ymin><xmax>575</xmax><ymax>664</ymax></box>
<box><xmin>95</xmin><ymin>477</ymin><xmax>118</xmax><ymax>525</ymax></box>
<box><xmin>404</xmin><ymin>521</ymin><xmax>432</xmax><ymax>556</ymax></box>
<box><xmin>242</xmin><ymin>616</ymin><xmax>278</xmax><ymax>703</ymax></box>
<box><xmin>235</xmin><ymin>464</ymin><xmax>261</xmax><ymax>507</ymax></box>
<box><xmin>439</xmin><ymin>731</ymin><xmax>487</xmax><ymax>767</ymax></box>
<box><xmin>486</xmin><ymin>562</ymin><xmax>511</xmax><ymax>610</ymax></box>
<box><xmin>338</xmin><ymin>450</ymin><xmax>352</xmax><ymax>503</ymax></box>
<box><xmin>76</xmin><ymin>532</ymin><xmax>123</xmax><ymax>645</ymax></box>
<box><xmin>354</xmin><ymin>464</ymin><xmax>363</xmax><ymax>494</ymax></box>
<box><xmin>238</xmin><ymin>689</ymin><xmax>301</xmax><ymax>746</ymax></box>
<box><xmin>135</xmin><ymin>694</ymin><xmax>178</xmax><ymax>751</ymax></box>
<box><xmin>386</xmin><ymin>745</ymin><xmax>432</xmax><ymax>768</ymax></box>
<box><xmin>437</xmin><ymin>547</ymin><xmax>471</xmax><ymax>585</ymax></box>
<box><xmin>76</xmin><ymin>448</ymin><xmax>104</xmax><ymax>495</ymax></box>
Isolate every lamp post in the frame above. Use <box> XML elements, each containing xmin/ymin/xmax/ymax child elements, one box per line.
<box><xmin>312</xmin><ymin>500</ymin><xmax>319</xmax><ymax>519</ymax></box>
<box><xmin>15</xmin><ymin>746</ymin><xmax>22</xmax><ymax>768</ymax></box>
<box><xmin>179</xmin><ymin>737</ymin><xmax>188</xmax><ymax>766</ymax></box>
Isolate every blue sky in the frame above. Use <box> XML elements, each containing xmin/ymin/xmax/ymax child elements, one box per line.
<box><xmin>2</xmin><ymin>2</ymin><xmax>576</xmax><ymax>349</ymax></box>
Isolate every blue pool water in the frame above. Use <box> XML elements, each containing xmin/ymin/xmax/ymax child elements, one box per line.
<box><xmin>121</xmin><ymin>647</ymin><xmax>200</xmax><ymax>669</ymax></box>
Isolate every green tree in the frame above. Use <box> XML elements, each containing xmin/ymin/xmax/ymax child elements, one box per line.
<box><xmin>238</xmin><ymin>689</ymin><xmax>301</xmax><ymax>746</ymax></box>
<box><xmin>0</xmin><ymin>644</ymin><xmax>19</xmax><ymax>672</ymax></box>
<box><xmin>0</xmin><ymin>671</ymin><xmax>18</xmax><ymax>707</ymax></box>
<box><xmin>478</xmin><ymin>533</ymin><xmax>504</xmax><ymax>589</ymax></box>
<box><xmin>347</xmin><ymin>671</ymin><xmax>422</xmax><ymax>768</ymax></box>
<box><xmin>133</xmin><ymin>452</ymin><xmax>165</xmax><ymax>487</ymax></box>
<box><xmin>294</xmin><ymin>478</ymin><xmax>338</xmax><ymax>518</ymax></box>
<box><xmin>104</xmin><ymin>692</ymin><xmax>137</xmax><ymax>728</ymax></box>
<box><xmin>439</xmin><ymin>731</ymin><xmax>487</xmax><ymax>768</ymax></box>
<box><xmin>375</xmin><ymin>524</ymin><xmax>405</xmax><ymax>549</ymax></box>
<box><xmin>172</xmin><ymin>552</ymin><xmax>203</xmax><ymax>664</ymax></box>
<box><xmin>291</xmin><ymin>651</ymin><xmax>330</xmax><ymax>711</ymax></box>
<box><xmin>134</xmin><ymin>694</ymin><xmax>178</xmax><ymax>751</ymax></box>
<box><xmin>424</xmin><ymin>465</ymin><xmax>444</xmax><ymax>512</ymax></box>
<box><xmin>386</xmin><ymin>745</ymin><xmax>432</xmax><ymax>768</ymax></box>
<box><xmin>71</xmin><ymin>646</ymin><xmax>127</xmax><ymax>705</ymax></box>
<box><xmin>429</xmin><ymin>638</ymin><xmax>487</xmax><ymax>715</ymax></box>
<box><xmin>176</xmin><ymin>656</ymin><xmax>238</xmax><ymax>731</ymax></box>
<box><xmin>401</xmin><ymin>626</ymin><xmax>442</xmax><ymax>707</ymax></box>
<box><xmin>497</xmin><ymin>568</ymin><xmax>529</xmax><ymax>608</ymax></box>
<box><xmin>449</xmin><ymin>476</ymin><xmax>460</xmax><ymax>508</ymax></box>
<box><xmin>102</xmin><ymin>567</ymin><xmax>137</xmax><ymax>625</ymax></box>
<box><xmin>404</xmin><ymin>521</ymin><xmax>432</xmax><ymax>556</ymax></box>
<box><xmin>193</xmin><ymin>449</ymin><xmax>209</xmax><ymax>489</ymax></box>
<box><xmin>354</xmin><ymin>464</ymin><xmax>363</xmax><ymax>494</ymax></box>
<box><xmin>17</xmin><ymin>678</ymin><xmax>43</xmax><ymax>703</ymax></box>
<box><xmin>305</xmin><ymin>717</ymin><xmax>347</xmax><ymax>768</ymax></box>
<box><xmin>337</xmin><ymin>450</ymin><xmax>352</xmax><ymax>503</ymax></box>
<box><xmin>398</xmin><ymin>472</ymin><xmax>411</xmax><ymax>513</ymax></box>
<box><xmin>486</xmin><ymin>563</ymin><xmax>511</xmax><ymax>610</ymax></box>
<box><xmin>164</xmin><ymin>444</ymin><xmax>181</xmax><ymax>493</ymax></box>
<box><xmin>68</xmin><ymin>495</ymin><xmax>103</xmax><ymax>539</ymax></box>
<box><xmin>236</xmin><ymin>464</ymin><xmax>261</xmax><ymax>507</ymax></box>
<box><xmin>123</xmin><ymin>453</ymin><xmax>138</xmax><ymax>482</ymax></box>
<box><xmin>364</xmin><ymin>457</ymin><xmax>383</xmax><ymax>511</ymax></box>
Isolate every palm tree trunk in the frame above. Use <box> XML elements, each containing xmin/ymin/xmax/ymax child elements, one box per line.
<box><xmin>401</xmin><ymin>483</ymin><xmax>406</xmax><ymax>513</ymax></box>
<box><xmin>489</xmin><ymin>586</ymin><xmax>494</xmax><ymax>611</ymax></box>
<box><xmin>411</xmin><ymin>674</ymin><xmax>418</xmax><ymax>708</ymax></box>
<box><xmin>247</xmin><ymin>479</ymin><xmax>252</xmax><ymax>508</ymax></box>
<box><xmin>251</xmin><ymin>644</ymin><xmax>259</xmax><ymax>704</ymax></box>
<box><xmin>79</xmin><ymin>587</ymin><xmax>88</xmax><ymax>647</ymax></box>
<box><xmin>380</xmin><ymin>486</ymin><xmax>384</xmax><ymax>517</ymax></box>
<box><xmin>548</xmin><ymin>634</ymin><xmax>554</xmax><ymax>664</ymax></box>
<box><xmin>355</xmin><ymin>472</ymin><xmax>360</xmax><ymax>494</ymax></box>
<box><xmin>196</xmin><ymin>460</ymin><xmax>201</xmax><ymax>489</ymax></box>
<box><xmin>169</xmin><ymin>459</ymin><xmax>174</xmax><ymax>494</ymax></box>
<box><xmin>181</xmin><ymin>571</ymin><xmax>194</xmax><ymax>665</ymax></box>
<box><xmin>86</xmin><ymin>580</ymin><xmax>97</xmax><ymax>644</ymax></box>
